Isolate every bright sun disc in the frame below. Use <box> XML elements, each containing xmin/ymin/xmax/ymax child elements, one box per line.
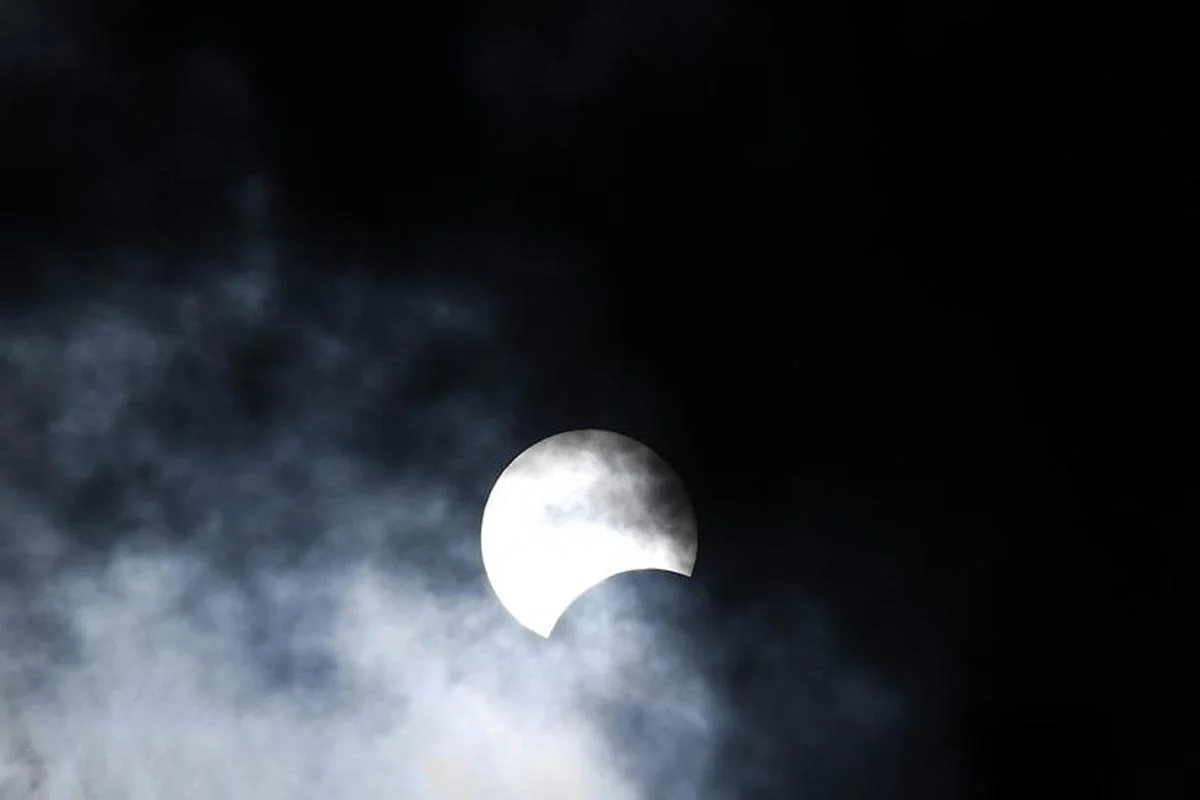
<box><xmin>480</xmin><ymin>429</ymin><xmax>697</xmax><ymax>637</ymax></box>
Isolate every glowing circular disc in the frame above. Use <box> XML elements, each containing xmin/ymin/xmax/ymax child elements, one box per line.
<box><xmin>480</xmin><ymin>429</ymin><xmax>698</xmax><ymax>637</ymax></box>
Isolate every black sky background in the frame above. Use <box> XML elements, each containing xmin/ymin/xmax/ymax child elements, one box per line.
<box><xmin>2</xmin><ymin>0</ymin><xmax>1196</xmax><ymax>796</ymax></box>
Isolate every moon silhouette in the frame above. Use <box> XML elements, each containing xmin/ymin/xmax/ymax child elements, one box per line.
<box><xmin>480</xmin><ymin>429</ymin><xmax>698</xmax><ymax>637</ymax></box>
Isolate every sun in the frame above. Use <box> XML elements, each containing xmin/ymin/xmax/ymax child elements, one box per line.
<box><xmin>480</xmin><ymin>429</ymin><xmax>696</xmax><ymax>637</ymax></box>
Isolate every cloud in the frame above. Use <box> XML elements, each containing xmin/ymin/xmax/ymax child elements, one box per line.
<box><xmin>2</xmin><ymin>547</ymin><xmax>652</xmax><ymax>799</ymax></box>
<box><xmin>0</xmin><ymin>246</ymin><xmax>722</xmax><ymax>798</ymax></box>
<box><xmin>0</xmin><ymin>28</ymin><xmax>924</xmax><ymax>798</ymax></box>
<box><xmin>0</xmin><ymin>218</ymin><xmax>922</xmax><ymax>796</ymax></box>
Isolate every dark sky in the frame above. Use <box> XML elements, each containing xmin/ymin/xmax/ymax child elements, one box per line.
<box><xmin>1</xmin><ymin>1</ymin><xmax>1195</xmax><ymax>797</ymax></box>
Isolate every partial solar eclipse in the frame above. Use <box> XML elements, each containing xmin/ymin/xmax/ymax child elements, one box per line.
<box><xmin>481</xmin><ymin>429</ymin><xmax>698</xmax><ymax>637</ymax></box>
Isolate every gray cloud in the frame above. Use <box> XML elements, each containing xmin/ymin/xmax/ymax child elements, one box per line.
<box><xmin>1</xmin><ymin>27</ymin><xmax>926</xmax><ymax>799</ymax></box>
<box><xmin>0</xmin><ymin>240</ymin><xmax>724</xmax><ymax>798</ymax></box>
<box><xmin>0</xmin><ymin>233</ymin><xmax>924</xmax><ymax>796</ymax></box>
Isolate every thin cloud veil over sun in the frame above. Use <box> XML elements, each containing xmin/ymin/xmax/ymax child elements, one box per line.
<box><xmin>481</xmin><ymin>430</ymin><xmax>698</xmax><ymax>638</ymax></box>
